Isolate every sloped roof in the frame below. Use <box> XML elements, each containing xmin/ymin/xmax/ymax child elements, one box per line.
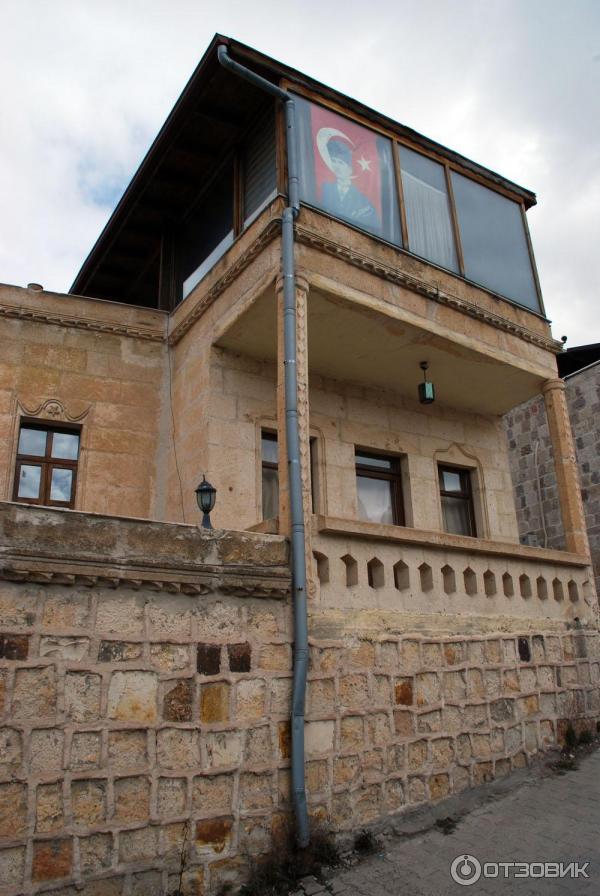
<box><xmin>559</xmin><ymin>344</ymin><xmax>600</xmax><ymax>377</ymax></box>
<box><xmin>70</xmin><ymin>34</ymin><xmax>537</xmax><ymax>307</ymax></box>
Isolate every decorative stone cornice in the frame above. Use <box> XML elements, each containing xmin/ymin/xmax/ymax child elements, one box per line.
<box><xmin>0</xmin><ymin>558</ymin><xmax>290</xmax><ymax>599</ymax></box>
<box><xmin>168</xmin><ymin>218</ymin><xmax>281</xmax><ymax>345</ymax></box>
<box><xmin>295</xmin><ymin>225</ymin><xmax>563</xmax><ymax>354</ymax></box>
<box><xmin>0</xmin><ymin>503</ymin><xmax>291</xmax><ymax>599</ymax></box>
<box><xmin>0</xmin><ymin>300</ymin><xmax>165</xmax><ymax>342</ymax></box>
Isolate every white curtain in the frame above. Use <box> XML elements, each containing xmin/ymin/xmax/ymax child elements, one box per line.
<box><xmin>357</xmin><ymin>476</ymin><xmax>394</xmax><ymax>525</ymax></box>
<box><xmin>402</xmin><ymin>171</ymin><xmax>457</xmax><ymax>271</ymax></box>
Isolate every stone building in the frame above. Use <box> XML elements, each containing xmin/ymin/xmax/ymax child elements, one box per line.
<box><xmin>0</xmin><ymin>35</ymin><xmax>598</xmax><ymax>896</ymax></box>
<box><xmin>506</xmin><ymin>343</ymin><xmax>600</xmax><ymax>594</ymax></box>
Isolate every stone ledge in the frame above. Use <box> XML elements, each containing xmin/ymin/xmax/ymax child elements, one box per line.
<box><xmin>0</xmin><ymin>503</ymin><xmax>291</xmax><ymax>597</ymax></box>
<box><xmin>0</xmin><ymin>282</ymin><xmax>167</xmax><ymax>342</ymax></box>
<box><xmin>315</xmin><ymin>515</ymin><xmax>590</xmax><ymax>568</ymax></box>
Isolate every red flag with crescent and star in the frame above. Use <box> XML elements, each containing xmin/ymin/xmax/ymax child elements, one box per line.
<box><xmin>310</xmin><ymin>103</ymin><xmax>383</xmax><ymax>216</ymax></box>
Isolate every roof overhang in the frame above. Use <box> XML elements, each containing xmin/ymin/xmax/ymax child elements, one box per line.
<box><xmin>70</xmin><ymin>34</ymin><xmax>538</xmax><ymax>308</ymax></box>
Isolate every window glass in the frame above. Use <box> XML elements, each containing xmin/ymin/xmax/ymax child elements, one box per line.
<box><xmin>295</xmin><ymin>94</ymin><xmax>402</xmax><ymax>246</ymax></box>
<box><xmin>441</xmin><ymin>469</ymin><xmax>462</xmax><ymax>493</ymax></box>
<box><xmin>262</xmin><ymin>467</ymin><xmax>279</xmax><ymax>521</ymax></box>
<box><xmin>355</xmin><ymin>452</ymin><xmax>393</xmax><ymax>470</ymax></box>
<box><xmin>399</xmin><ymin>146</ymin><xmax>458</xmax><ymax>272</ymax></box>
<box><xmin>451</xmin><ymin>172</ymin><xmax>540</xmax><ymax>311</ymax></box>
<box><xmin>438</xmin><ymin>465</ymin><xmax>476</xmax><ymax>537</ymax></box>
<box><xmin>355</xmin><ymin>450</ymin><xmax>404</xmax><ymax>526</ymax></box>
<box><xmin>17</xmin><ymin>464</ymin><xmax>41</xmax><ymax>499</ymax></box>
<box><xmin>309</xmin><ymin>438</ymin><xmax>318</xmax><ymax>514</ymax></box>
<box><xmin>261</xmin><ymin>431</ymin><xmax>279</xmax><ymax>521</ymax></box>
<box><xmin>179</xmin><ymin>165</ymin><xmax>234</xmax><ymax>302</ymax></box>
<box><xmin>261</xmin><ymin>432</ymin><xmax>318</xmax><ymax>519</ymax></box>
<box><xmin>441</xmin><ymin>495</ymin><xmax>472</xmax><ymax>536</ymax></box>
<box><xmin>50</xmin><ymin>468</ymin><xmax>73</xmax><ymax>502</ymax></box>
<box><xmin>261</xmin><ymin>433</ymin><xmax>278</xmax><ymax>464</ymax></box>
<box><xmin>52</xmin><ymin>432</ymin><xmax>80</xmax><ymax>460</ymax></box>
<box><xmin>18</xmin><ymin>428</ymin><xmax>46</xmax><ymax>456</ymax></box>
<box><xmin>357</xmin><ymin>475</ymin><xmax>395</xmax><ymax>525</ymax></box>
<box><xmin>244</xmin><ymin>108</ymin><xmax>277</xmax><ymax>226</ymax></box>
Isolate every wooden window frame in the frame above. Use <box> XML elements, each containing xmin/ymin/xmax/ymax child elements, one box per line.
<box><xmin>13</xmin><ymin>421</ymin><xmax>81</xmax><ymax>509</ymax></box>
<box><xmin>438</xmin><ymin>464</ymin><xmax>477</xmax><ymax>538</ymax></box>
<box><xmin>355</xmin><ymin>449</ymin><xmax>405</xmax><ymax>526</ymax></box>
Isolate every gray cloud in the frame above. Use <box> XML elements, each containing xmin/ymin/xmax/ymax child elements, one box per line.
<box><xmin>1</xmin><ymin>0</ymin><xmax>598</xmax><ymax>345</ymax></box>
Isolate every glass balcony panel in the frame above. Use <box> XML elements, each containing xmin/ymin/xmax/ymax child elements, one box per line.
<box><xmin>399</xmin><ymin>145</ymin><xmax>458</xmax><ymax>272</ymax></box>
<box><xmin>451</xmin><ymin>171</ymin><xmax>540</xmax><ymax>312</ymax></box>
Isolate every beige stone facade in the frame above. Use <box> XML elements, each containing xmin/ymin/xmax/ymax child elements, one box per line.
<box><xmin>0</xmin><ymin>285</ymin><xmax>167</xmax><ymax>520</ymax></box>
<box><xmin>0</xmin><ymin>34</ymin><xmax>598</xmax><ymax>896</ymax></box>
<box><xmin>1</xmin><ymin>207</ymin><xmax>598</xmax><ymax>896</ymax></box>
<box><xmin>0</xmin><ymin>504</ymin><xmax>598</xmax><ymax>896</ymax></box>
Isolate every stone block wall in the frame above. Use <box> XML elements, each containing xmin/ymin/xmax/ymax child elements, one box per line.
<box><xmin>505</xmin><ymin>363</ymin><xmax>600</xmax><ymax>593</ymax></box>
<box><xmin>0</xmin><ymin>504</ymin><xmax>599</xmax><ymax>896</ymax></box>
<box><xmin>0</xmin><ymin>580</ymin><xmax>295</xmax><ymax>896</ymax></box>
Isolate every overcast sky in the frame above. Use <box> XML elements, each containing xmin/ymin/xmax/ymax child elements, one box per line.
<box><xmin>1</xmin><ymin>0</ymin><xmax>598</xmax><ymax>346</ymax></box>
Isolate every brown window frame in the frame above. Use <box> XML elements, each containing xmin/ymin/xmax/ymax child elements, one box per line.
<box><xmin>438</xmin><ymin>464</ymin><xmax>476</xmax><ymax>538</ymax></box>
<box><xmin>13</xmin><ymin>421</ymin><xmax>81</xmax><ymax>509</ymax></box>
<box><xmin>355</xmin><ymin>449</ymin><xmax>405</xmax><ymax>526</ymax></box>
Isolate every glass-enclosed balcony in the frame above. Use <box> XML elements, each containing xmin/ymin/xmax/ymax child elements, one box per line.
<box><xmin>169</xmin><ymin>92</ymin><xmax>543</xmax><ymax>316</ymax></box>
<box><xmin>70</xmin><ymin>38</ymin><xmax>544</xmax><ymax>322</ymax></box>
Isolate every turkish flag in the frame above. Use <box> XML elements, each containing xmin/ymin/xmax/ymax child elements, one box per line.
<box><xmin>310</xmin><ymin>103</ymin><xmax>383</xmax><ymax>218</ymax></box>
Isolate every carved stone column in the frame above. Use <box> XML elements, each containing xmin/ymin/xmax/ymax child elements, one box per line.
<box><xmin>542</xmin><ymin>378</ymin><xmax>590</xmax><ymax>556</ymax></box>
<box><xmin>275</xmin><ymin>272</ymin><xmax>312</xmax><ymax>537</ymax></box>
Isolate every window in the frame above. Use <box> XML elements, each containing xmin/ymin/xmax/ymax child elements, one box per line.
<box><xmin>450</xmin><ymin>172</ymin><xmax>540</xmax><ymax>312</ymax></box>
<box><xmin>398</xmin><ymin>145</ymin><xmax>458</xmax><ymax>273</ymax></box>
<box><xmin>13</xmin><ymin>422</ymin><xmax>80</xmax><ymax>508</ymax></box>
<box><xmin>295</xmin><ymin>94</ymin><xmax>402</xmax><ymax>246</ymax></box>
<box><xmin>261</xmin><ymin>431</ymin><xmax>279</xmax><ymax>520</ymax></box>
<box><xmin>261</xmin><ymin>431</ymin><xmax>318</xmax><ymax>520</ymax></box>
<box><xmin>355</xmin><ymin>450</ymin><xmax>404</xmax><ymax>526</ymax></box>
<box><xmin>179</xmin><ymin>164</ymin><xmax>235</xmax><ymax>302</ymax></box>
<box><xmin>243</xmin><ymin>109</ymin><xmax>278</xmax><ymax>227</ymax></box>
<box><xmin>438</xmin><ymin>465</ymin><xmax>476</xmax><ymax>537</ymax></box>
<box><xmin>289</xmin><ymin>95</ymin><xmax>542</xmax><ymax>314</ymax></box>
<box><xmin>175</xmin><ymin>105</ymin><xmax>278</xmax><ymax>306</ymax></box>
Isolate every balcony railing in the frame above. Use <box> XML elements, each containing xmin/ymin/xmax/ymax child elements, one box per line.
<box><xmin>311</xmin><ymin>517</ymin><xmax>594</xmax><ymax>623</ymax></box>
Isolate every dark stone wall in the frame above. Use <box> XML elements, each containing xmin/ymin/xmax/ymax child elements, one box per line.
<box><xmin>504</xmin><ymin>363</ymin><xmax>600</xmax><ymax>594</ymax></box>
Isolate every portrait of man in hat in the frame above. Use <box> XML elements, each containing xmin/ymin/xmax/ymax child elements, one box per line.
<box><xmin>319</xmin><ymin>135</ymin><xmax>379</xmax><ymax>230</ymax></box>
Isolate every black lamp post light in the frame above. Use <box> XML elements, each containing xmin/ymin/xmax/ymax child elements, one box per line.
<box><xmin>195</xmin><ymin>475</ymin><xmax>217</xmax><ymax>529</ymax></box>
<box><xmin>418</xmin><ymin>361</ymin><xmax>435</xmax><ymax>405</ymax></box>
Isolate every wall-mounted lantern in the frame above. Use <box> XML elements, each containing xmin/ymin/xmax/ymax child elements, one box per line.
<box><xmin>418</xmin><ymin>361</ymin><xmax>435</xmax><ymax>405</ymax></box>
<box><xmin>195</xmin><ymin>475</ymin><xmax>217</xmax><ymax>529</ymax></box>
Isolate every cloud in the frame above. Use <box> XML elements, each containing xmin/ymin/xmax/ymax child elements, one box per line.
<box><xmin>1</xmin><ymin>0</ymin><xmax>598</xmax><ymax>345</ymax></box>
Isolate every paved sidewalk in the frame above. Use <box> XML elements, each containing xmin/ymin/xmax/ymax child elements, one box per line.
<box><xmin>318</xmin><ymin>750</ymin><xmax>600</xmax><ymax>896</ymax></box>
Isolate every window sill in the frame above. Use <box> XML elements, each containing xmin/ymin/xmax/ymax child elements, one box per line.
<box><xmin>313</xmin><ymin>515</ymin><xmax>590</xmax><ymax>568</ymax></box>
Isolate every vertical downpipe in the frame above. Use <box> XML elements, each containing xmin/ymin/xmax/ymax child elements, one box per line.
<box><xmin>217</xmin><ymin>46</ymin><xmax>309</xmax><ymax>847</ymax></box>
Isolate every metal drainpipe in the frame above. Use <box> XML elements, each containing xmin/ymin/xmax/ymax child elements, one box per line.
<box><xmin>217</xmin><ymin>45</ymin><xmax>309</xmax><ymax>848</ymax></box>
